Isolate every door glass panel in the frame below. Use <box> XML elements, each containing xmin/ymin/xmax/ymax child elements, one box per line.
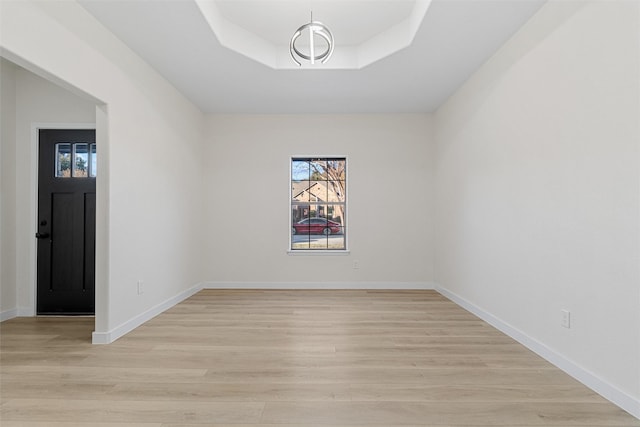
<box><xmin>73</xmin><ymin>144</ymin><xmax>89</xmax><ymax>177</ymax></box>
<box><xmin>55</xmin><ymin>143</ymin><xmax>72</xmax><ymax>177</ymax></box>
<box><xmin>89</xmin><ymin>144</ymin><xmax>97</xmax><ymax>177</ymax></box>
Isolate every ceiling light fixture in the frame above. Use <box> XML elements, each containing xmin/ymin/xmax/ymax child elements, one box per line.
<box><xmin>290</xmin><ymin>12</ymin><xmax>334</xmax><ymax>66</ymax></box>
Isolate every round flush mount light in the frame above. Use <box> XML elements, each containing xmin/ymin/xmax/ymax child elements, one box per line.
<box><xmin>290</xmin><ymin>12</ymin><xmax>334</xmax><ymax>66</ymax></box>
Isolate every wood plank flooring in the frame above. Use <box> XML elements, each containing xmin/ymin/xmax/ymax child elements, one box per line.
<box><xmin>1</xmin><ymin>289</ymin><xmax>638</xmax><ymax>426</ymax></box>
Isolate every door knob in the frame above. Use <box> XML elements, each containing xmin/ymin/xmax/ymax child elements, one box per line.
<box><xmin>35</xmin><ymin>232</ymin><xmax>50</xmax><ymax>239</ymax></box>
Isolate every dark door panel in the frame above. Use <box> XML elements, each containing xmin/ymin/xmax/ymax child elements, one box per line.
<box><xmin>37</xmin><ymin>129</ymin><xmax>96</xmax><ymax>315</ymax></box>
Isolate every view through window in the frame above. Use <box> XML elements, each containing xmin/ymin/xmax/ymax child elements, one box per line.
<box><xmin>55</xmin><ymin>142</ymin><xmax>97</xmax><ymax>178</ymax></box>
<box><xmin>291</xmin><ymin>158</ymin><xmax>346</xmax><ymax>250</ymax></box>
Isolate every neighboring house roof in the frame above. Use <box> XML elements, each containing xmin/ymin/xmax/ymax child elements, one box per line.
<box><xmin>291</xmin><ymin>181</ymin><xmax>318</xmax><ymax>200</ymax></box>
<box><xmin>292</xmin><ymin>181</ymin><xmax>342</xmax><ymax>203</ymax></box>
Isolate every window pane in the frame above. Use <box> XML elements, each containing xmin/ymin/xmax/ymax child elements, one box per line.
<box><xmin>291</xmin><ymin>237</ymin><xmax>311</xmax><ymax>250</ymax></box>
<box><xmin>292</xmin><ymin>160</ymin><xmax>310</xmax><ymax>181</ymax></box>
<box><xmin>309</xmin><ymin>160</ymin><xmax>327</xmax><ymax>180</ymax></box>
<box><xmin>291</xmin><ymin>208</ymin><xmax>310</xmax><ymax>249</ymax></box>
<box><xmin>73</xmin><ymin>144</ymin><xmax>89</xmax><ymax>177</ymax></box>
<box><xmin>292</xmin><ymin>203</ymin><xmax>310</xmax><ymax>224</ymax></box>
<box><xmin>291</xmin><ymin>204</ymin><xmax>344</xmax><ymax>249</ymax></box>
<box><xmin>327</xmin><ymin>232</ymin><xmax>346</xmax><ymax>250</ymax></box>
<box><xmin>291</xmin><ymin>157</ymin><xmax>346</xmax><ymax>251</ymax></box>
<box><xmin>292</xmin><ymin>232</ymin><xmax>345</xmax><ymax>250</ymax></box>
<box><xmin>323</xmin><ymin>204</ymin><xmax>344</xmax><ymax>232</ymax></box>
<box><xmin>292</xmin><ymin>180</ymin><xmax>312</xmax><ymax>202</ymax></box>
<box><xmin>327</xmin><ymin>159</ymin><xmax>346</xmax><ymax>180</ymax></box>
<box><xmin>55</xmin><ymin>143</ymin><xmax>72</xmax><ymax>177</ymax></box>
<box><xmin>90</xmin><ymin>144</ymin><xmax>97</xmax><ymax>177</ymax></box>
<box><xmin>323</xmin><ymin>202</ymin><xmax>346</xmax><ymax>250</ymax></box>
<box><xmin>327</xmin><ymin>180</ymin><xmax>345</xmax><ymax>202</ymax></box>
<box><xmin>310</xmin><ymin>181</ymin><xmax>328</xmax><ymax>202</ymax></box>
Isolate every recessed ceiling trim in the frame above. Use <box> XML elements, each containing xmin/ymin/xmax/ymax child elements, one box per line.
<box><xmin>358</xmin><ymin>0</ymin><xmax>432</xmax><ymax>68</ymax></box>
<box><xmin>194</xmin><ymin>0</ymin><xmax>432</xmax><ymax>70</ymax></box>
<box><xmin>194</xmin><ymin>0</ymin><xmax>277</xmax><ymax>68</ymax></box>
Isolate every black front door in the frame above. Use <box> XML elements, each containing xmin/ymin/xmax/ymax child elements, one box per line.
<box><xmin>37</xmin><ymin>129</ymin><xmax>96</xmax><ymax>315</ymax></box>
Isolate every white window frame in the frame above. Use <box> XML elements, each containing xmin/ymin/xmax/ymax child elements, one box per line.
<box><xmin>288</xmin><ymin>156</ymin><xmax>349</xmax><ymax>255</ymax></box>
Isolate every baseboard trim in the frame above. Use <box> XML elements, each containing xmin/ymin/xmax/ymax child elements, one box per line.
<box><xmin>1</xmin><ymin>307</ymin><xmax>39</xmax><ymax>321</ymax></box>
<box><xmin>92</xmin><ymin>282</ymin><xmax>204</xmax><ymax>345</ymax></box>
<box><xmin>435</xmin><ymin>285</ymin><xmax>640</xmax><ymax>420</ymax></box>
<box><xmin>18</xmin><ymin>307</ymin><xmax>35</xmax><ymax>317</ymax></box>
<box><xmin>203</xmin><ymin>281</ymin><xmax>435</xmax><ymax>290</ymax></box>
<box><xmin>0</xmin><ymin>308</ymin><xmax>18</xmax><ymax>322</ymax></box>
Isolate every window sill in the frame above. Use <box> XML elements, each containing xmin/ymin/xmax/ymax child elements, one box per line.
<box><xmin>287</xmin><ymin>250</ymin><xmax>350</xmax><ymax>256</ymax></box>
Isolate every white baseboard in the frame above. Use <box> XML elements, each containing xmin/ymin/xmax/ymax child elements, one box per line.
<box><xmin>436</xmin><ymin>285</ymin><xmax>640</xmax><ymax>420</ymax></box>
<box><xmin>92</xmin><ymin>282</ymin><xmax>204</xmax><ymax>345</ymax></box>
<box><xmin>0</xmin><ymin>308</ymin><xmax>18</xmax><ymax>322</ymax></box>
<box><xmin>18</xmin><ymin>307</ymin><xmax>35</xmax><ymax>317</ymax></box>
<box><xmin>203</xmin><ymin>281</ymin><xmax>435</xmax><ymax>290</ymax></box>
<box><xmin>1</xmin><ymin>307</ymin><xmax>45</xmax><ymax>321</ymax></box>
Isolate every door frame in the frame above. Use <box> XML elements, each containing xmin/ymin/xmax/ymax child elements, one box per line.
<box><xmin>29</xmin><ymin>123</ymin><xmax>96</xmax><ymax>316</ymax></box>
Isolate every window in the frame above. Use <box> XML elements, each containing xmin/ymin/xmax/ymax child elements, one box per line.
<box><xmin>291</xmin><ymin>157</ymin><xmax>346</xmax><ymax>251</ymax></box>
<box><xmin>55</xmin><ymin>142</ymin><xmax>97</xmax><ymax>178</ymax></box>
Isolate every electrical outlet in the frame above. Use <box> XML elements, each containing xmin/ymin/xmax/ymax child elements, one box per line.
<box><xmin>137</xmin><ymin>280</ymin><xmax>144</xmax><ymax>295</ymax></box>
<box><xmin>561</xmin><ymin>309</ymin><xmax>570</xmax><ymax>328</ymax></box>
<box><xmin>353</xmin><ymin>260</ymin><xmax>359</xmax><ymax>269</ymax></box>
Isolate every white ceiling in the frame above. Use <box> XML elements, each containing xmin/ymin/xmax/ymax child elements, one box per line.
<box><xmin>192</xmin><ymin>0</ymin><xmax>430</xmax><ymax>70</ymax></box>
<box><xmin>215</xmin><ymin>1</ymin><xmax>417</xmax><ymax>46</ymax></box>
<box><xmin>78</xmin><ymin>0</ymin><xmax>546</xmax><ymax>114</ymax></box>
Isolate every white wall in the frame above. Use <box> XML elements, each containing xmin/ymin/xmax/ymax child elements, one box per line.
<box><xmin>434</xmin><ymin>0</ymin><xmax>639</xmax><ymax>416</ymax></box>
<box><xmin>204</xmin><ymin>114</ymin><xmax>434</xmax><ymax>287</ymax></box>
<box><xmin>13</xmin><ymin>65</ymin><xmax>96</xmax><ymax>316</ymax></box>
<box><xmin>0</xmin><ymin>1</ymin><xmax>205</xmax><ymax>341</ymax></box>
<box><xmin>0</xmin><ymin>59</ymin><xmax>18</xmax><ymax>320</ymax></box>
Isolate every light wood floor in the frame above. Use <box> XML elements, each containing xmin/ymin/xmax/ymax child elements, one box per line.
<box><xmin>1</xmin><ymin>289</ymin><xmax>638</xmax><ymax>426</ymax></box>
